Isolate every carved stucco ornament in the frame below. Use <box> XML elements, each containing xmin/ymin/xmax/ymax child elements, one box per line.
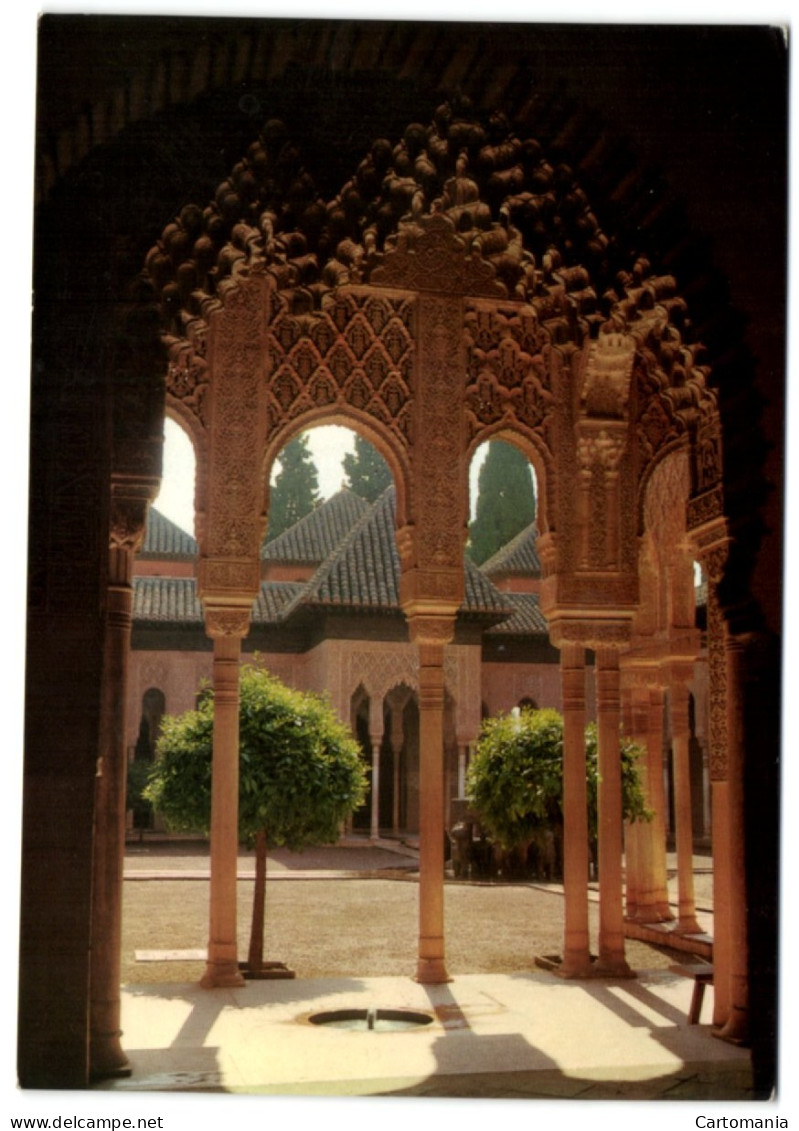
<box><xmin>371</xmin><ymin>212</ymin><xmax>507</xmax><ymax>298</ymax></box>
<box><xmin>580</xmin><ymin>331</ymin><xmax>636</xmax><ymax>419</ymax></box>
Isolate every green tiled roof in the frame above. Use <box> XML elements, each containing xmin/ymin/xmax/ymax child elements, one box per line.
<box><xmin>133</xmin><ymin>577</ymin><xmax>204</xmax><ymax>624</ymax></box>
<box><xmin>484</xmin><ymin>592</ymin><xmax>549</xmax><ymax>635</ymax></box>
<box><xmin>140</xmin><ymin>507</ymin><xmax>197</xmax><ymax>559</ymax></box>
<box><xmin>262</xmin><ymin>489</ymin><xmax>371</xmax><ymax>563</ymax></box>
<box><xmin>288</xmin><ymin>487</ymin><xmax>513</xmax><ymax>620</ymax></box>
<box><xmin>480</xmin><ymin>522</ymin><xmax>541</xmax><ymax>577</ymax></box>
<box><xmin>133</xmin><ymin>488</ymin><xmax>545</xmax><ymax>636</ymax></box>
<box><xmin>133</xmin><ymin>577</ymin><xmax>303</xmax><ymax>627</ymax></box>
<box><xmin>252</xmin><ymin>582</ymin><xmax>304</xmax><ymax>623</ymax></box>
<box><xmin>287</xmin><ymin>487</ymin><xmax>401</xmax><ymax>611</ymax></box>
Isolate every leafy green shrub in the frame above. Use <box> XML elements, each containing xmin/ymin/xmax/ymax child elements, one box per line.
<box><xmin>144</xmin><ymin>661</ymin><xmax>367</xmax><ymax>973</ymax></box>
<box><xmin>466</xmin><ymin>707</ymin><xmax>650</xmax><ymax>855</ymax></box>
<box><xmin>145</xmin><ymin>662</ymin><xmax>367</xmax><ymax>850</ymax></box>
<box><xmin>126</xmin><ymin>757</ymin><xmax>154</xmax><ymax>830</ymax></box>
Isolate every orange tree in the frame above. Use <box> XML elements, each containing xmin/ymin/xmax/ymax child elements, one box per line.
<box><xmin>144</xmin><ymin>661</ymin><xmax>367</xmax><ymax>974</ymax></box>
<box><xmin>466</xmin><ymin>707</ymin><xmax>650</xmax><ymax>871</ymax></box>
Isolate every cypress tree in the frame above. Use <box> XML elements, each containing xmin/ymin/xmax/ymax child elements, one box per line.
<box><xmin>342</xmin><ymin>434</ymin><xmax>393</xmax><ymax>502</ymax></box>
<box><xmin>467</xmin><ymin>440</ymin><xmax>536</xmax><ymax>564</ymax></box>
<box><xmin>267</xmin><ymin>433</ymin><xmax>321</xmax><ymax>540</ymax></box>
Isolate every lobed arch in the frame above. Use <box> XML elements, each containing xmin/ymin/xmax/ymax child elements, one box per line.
<box><xmin>162</xmin><ymin>403</ymin><xmax>206</xmax><ymax>531</ymax></box>
<box><xmin>465</xmin><ymin>424</ymin><xmax>552</xmax><ymax>539</ymax></box>
<box><xmin>636</xmin><ymin>435</ymin><xmax>696</xmax><ymax>541</ymax></box>
<box><xmin>261</xmin><ymin>406</ymin><xmax>411</xmax><ymax>531</ymax></box>
<box><xmin>22</xmin><ymin>17</ymin><xmax>785</xmax><ymax>1091</ymax></box>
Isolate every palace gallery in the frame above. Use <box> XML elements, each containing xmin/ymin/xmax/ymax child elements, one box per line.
<box><xmin>22</xmin><ymin>18</ymin><xmax>786</xmax><ymax>1094</ymax></box>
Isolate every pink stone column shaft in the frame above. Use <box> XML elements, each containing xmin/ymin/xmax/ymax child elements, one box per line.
<box><xmin>201</xmin><ymin>633</ymin><xmax>245</xmax><ymax>988</ymax></box>
<box><xmin>595</xmin><ymin>647</ymin><xmax>632</xmax><ymax>976</ymax></box>
<box><xmin>621</xmin><ymin>683</ymin><xmax>641</xmax><ymax>920</ymax></box>
<box><xmin>647</xmin><ymin>685</ymin><xmax>673</xmax><ymax>919</ymax></box>
<box><xmin>670</xmin><ymin>680</ymin><xmax>702</xmax><ymax>934</ymax></box>
<box><xmin>414</xmin><ymin>634</ymin><xmax>451</xmax><ymax>984</ymax></box>
<box><xmin>89</xmin><ymin>557</ymin><xmax>134</xmax><ymax>1079</ymax></box>
<box><xmin>560</xmin><ymin>643</ymin><xmax>592</xmax><ymax>975</ymax></box>
<box><xmin>370</xmin><ymin>743</ymin><xmax>381</xmax><ymax>840</ymax></box>
<box><xmin>369</xmin><ymin>696</ymin><xmax>385</xmax><ymax>840</ymax></box>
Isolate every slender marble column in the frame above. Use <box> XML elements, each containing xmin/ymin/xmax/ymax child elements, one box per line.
<box><xmin>369</xmin><ymin>741</ymin><xmax>382</xmax><ymax>840</ymax></box>
<box><xmin>595</xmin><ymin>647</ymin><xmax>632</xmax><ymax>976</ymax></box>
<box><xmin>89</xmin><ymin>508</ymin><xmax>144</xmax><ymax>1079</ymax></box>
<box><xmin>457</xmin><ymin>744</ymin><xmax>469</xmax><ymax>797</ymax></box>
<box><xmin>647</xmin><ymin>686</ymin><xmax>673</xmax><ymax>920</ymax></box>
<box><xmin>410</xmin><ymin>618</ymin><xmax>452</xmax><ymax>984</ymax></box>
<box><xmin>368</xmin><ymin>694</ymin><xmax>385</xmax><ymax>840</ymax></box>
<box><xmin>670</xmin><ymin>678</ymin><xmax>702</xmax><ymax>934</ymax></box>
<box><xmin>560</xmin><ymin>643</ymin><xmax>592</xmax><ymax>976</ymax></box>
<box><xmin>201</xmin><ymin>615</ymin><xmax>248</xmax><ymax>989</ymax></box>
<box><xmin>389</xmin><ymin>706</ymin><xmax>405</xmax><ymax>835</ymax></box>
<box><xmin>621</xmin><ymin>682</ymin><xmax>641</xmax><ymax>920</ymax></box>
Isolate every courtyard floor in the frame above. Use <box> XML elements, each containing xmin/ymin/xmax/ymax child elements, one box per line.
<box><xmin>97</xmin><ymin>836</ymin><xmax>764</xmax><ymax>1105</ymax></box>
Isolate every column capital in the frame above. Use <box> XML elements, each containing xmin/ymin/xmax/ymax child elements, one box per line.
<box><xmin>204</xmin><ymin>604</ymin><xmax>252</xmax><ymax>640</ymax></box>
<box><xmin>109</xmin><ymin>495</ymin><xmax>150</xmax><ymax>555</ymax></box>
<box><xmin>549</xmin><ymin>616</ymin><xmax>632</xmax><ymax>652</ymax></box>
<box><xmin>405</xmin><ymin>609</ymin><xmax>456</xmax><ymax>652</ymax></box>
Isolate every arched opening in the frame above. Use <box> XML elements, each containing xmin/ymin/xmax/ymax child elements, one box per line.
<box><xmin>467</xmin><ymin>438</ymin><xmax>538</xmax><ymax>570</ymax></box>
<box><xmin>154</xmin><ymin>417</ymin><xmax>197</xmax><ymax>538</ymax></box>
<box><xmin>133</xmin><ymin>687</ymin><xmax>166</xmax><ymax>762</ymax></box>
<box><xmin>350</xmin><ymin>685</ymin><xmax>372</xmax><ymax>834</ymax></box>
<box><xmin>21</xmin><ymin>20</ymin><xmax>784</xmax><ymax>1087</ymax></box>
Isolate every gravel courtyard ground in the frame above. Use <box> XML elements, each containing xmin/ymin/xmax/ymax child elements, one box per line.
<box><xmin>122</xmin><ymin>840</ymin><xmax>698</xmax><ymax>985</ymax></box>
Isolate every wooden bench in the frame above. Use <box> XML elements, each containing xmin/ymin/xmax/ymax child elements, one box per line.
<box><xmin>670</xmin><ymin>963</ymin><xmax>714</xmax><ymax>1023</ymax></box>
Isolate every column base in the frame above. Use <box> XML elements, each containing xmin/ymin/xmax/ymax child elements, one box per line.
<box><xmin>632</xmin><ymin>906</ymin><xmax>675</xmax><ymax>925</ymax></box>
<box><xmin>559</xmin><ymin>954</ymin><xmax>595</xmax><ymax>978</ymax></box>
<box><xmin>414</xmin><ymin>957</ymin><xmax>452</xmax><ymax>984</ymax></box>
<box><xmin>714</xmin><ymin>1007</ymin><xmax>750</xmax><ymax>1047</ymax></box>
<box><xmin>89</xmin><ymin>1032</ymin><xmax>131</xmax><ymax>1081</ymax></box>
<box><xmin>200</xmin><ymin>961</ymin><xmax>246</xmax><ymax>989</ymax></box>
<box><xmin>674</xmin><ymin>918</ymin><xmax>704</xmax><ymax>936</ymax></box>
<box><xmin>594</xmin><ymin>957</ymin><xmax>635</xmax><ymax>978</ymax></box>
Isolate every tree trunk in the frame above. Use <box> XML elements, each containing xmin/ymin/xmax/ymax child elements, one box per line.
<box><xmin>247</xmin><ymin>828</ymin><xmax>267</xmax><ymax>974</ymax></box>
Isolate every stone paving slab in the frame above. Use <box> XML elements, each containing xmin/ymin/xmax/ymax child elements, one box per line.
<box><xmin>99</xmin><ymin>971</ymin><xmax>751</xmax><ymax>1100</ymax></box>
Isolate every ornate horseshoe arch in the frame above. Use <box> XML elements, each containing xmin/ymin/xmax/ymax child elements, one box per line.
<box><xmin>147</xmin><ymin>99</ymin><xmax>723</xmax><ymax>634</ymax></box>
<box><xmin>137</xmin><ymin>95</ymin><xmax>730</xmax><ymax>995</ymax></box>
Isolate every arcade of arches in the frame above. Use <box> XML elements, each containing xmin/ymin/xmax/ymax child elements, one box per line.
<box><xmin>23</xmin><ymin>18</ymin><xmax>785</xmax><ymax>1094</ymax></box>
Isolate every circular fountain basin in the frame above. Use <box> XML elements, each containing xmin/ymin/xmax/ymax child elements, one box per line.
<box><xmin>307</xmin><ymin>1007</ymin><xmax>434</xmax><ymax>1032</ymax></box>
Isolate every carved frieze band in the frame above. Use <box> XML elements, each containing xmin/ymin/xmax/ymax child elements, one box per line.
<box><xmin>200</xmin><ymin>558</ymin><xmax>262</xmax><ymax>594</ymax></box>
<box><xmin>165</xmin><ymin>327</ymin><xmax>210</xmax><ymax>430</ymax></box>
<box><xmin>413</xmin><ymin>294</ymin><xmax>466</xmax><ymax>573</ymax></box>
<box><xmin>687</xmin><ymin>485</ymin><xmax>724</xmax><ymax>530</ymax></box>
<box><xmin>463</xmin><ymin>302</ymin><xmax>554</xmax><ymax>440</ymax></box>
<box><xmin>371</xmin><ymin>212</ymin><xmax>506</xmax><ymax>298</ymax></box>
<box><xmin>205</xmin><ymin>281</ymin><xmax>264</xmax><ymax>565</ymax></box>
<box><xmin>266</xmin><ymin>287</ymin><xmax>415</xmax><ymax>449</ymax></box>
<box><xmin>345</xmin><ymin>646</ymin><xmax>419</xmax><ymax>700</ymax></box>
<box><xmin>549</xmin><ymin>618</ymin><xmax>632</xmax><ymax>650</ymax></box>
<box><xmin>576</xmin><ymin>428</ymin><xmax>626</xmax><ymax>474</ymax></box>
